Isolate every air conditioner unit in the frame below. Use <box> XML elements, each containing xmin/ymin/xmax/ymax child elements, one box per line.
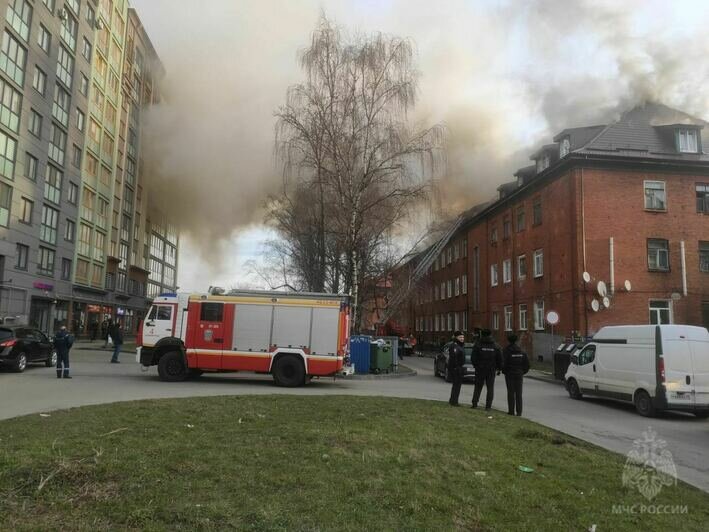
<box><xmin>57</xmin><ymin>8</ymin><xmax>68</xmax><ymax>21</ymax></box>
<box><xmin>96</xmin><ymin>19</ymin><xmax>105</xmax><ymax>30</ymax></box>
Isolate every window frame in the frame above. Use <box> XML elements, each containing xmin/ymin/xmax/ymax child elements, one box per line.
<box><xmin>647</xmin><ymin>238</ymin><xmax>670</xmax><ymax>272</ymax></box>
<box><xmin>644</xmin><ymin>180</ymin><xmax>666</xmax><ymax>211</ymax></box>
<box><xmin>533</xmin><ymin>249</ymin><xmax>543</xmax><ymax>278</ymax></box>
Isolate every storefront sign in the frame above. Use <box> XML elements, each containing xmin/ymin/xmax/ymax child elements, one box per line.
<box><xmin>87</xmin><ymin>305</ymin><xmax>102</xmax><ymax>312</ymax></box>
<box><xmin>33</xmin><ymin>281</ymin><xmax>54</xmax><ymax>291</ymax></box>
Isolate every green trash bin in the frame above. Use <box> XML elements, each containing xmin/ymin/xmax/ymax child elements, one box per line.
<box><xmin>370</xmin><ymin>342</ymin><xmax>392</xmax><ymax>374</ymax></box>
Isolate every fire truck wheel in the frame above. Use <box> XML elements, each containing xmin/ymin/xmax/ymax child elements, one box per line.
<box><xmin>273</xmin><ymin>355</ymin><xmax>305</xmax><ymax>387</ymax></box>
<box><xmin>157</xmin><ymin>351</ymin><xmax>187</xmax><ymax>382</ymax></box>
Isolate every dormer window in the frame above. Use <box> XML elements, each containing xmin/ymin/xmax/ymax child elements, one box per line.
<box><xmin>677</xmin><ymin>129</ymin><xmax>699</xmax><ymax>153</ymax></box>
<box><xmin>560</xmin><ymin>137</ymin><xmax>570</xmax><ymax>158</ymax></box>
<box><xmin>536</xmin><ymin>153</ymin><xmax>550</xmax><ymax>173</ymax></box>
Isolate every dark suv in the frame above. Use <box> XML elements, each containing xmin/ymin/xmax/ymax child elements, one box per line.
<box><xmin>0</xmin><ymin>326</ymin><xmax>56</xmax><ymax>372</ymax></box>
<box><xmin>434</xmin><ymin>342</ymin><xmax>476</xmax><ymax>382</ymax></box>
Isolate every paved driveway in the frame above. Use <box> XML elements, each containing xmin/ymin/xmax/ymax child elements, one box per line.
<box><xmin>2</xmin><ymin>349</ymin><xmax>708</xmax><ymax>493</ymax></box>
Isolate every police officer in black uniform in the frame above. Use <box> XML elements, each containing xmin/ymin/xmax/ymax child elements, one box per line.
<box><xmin>502</xmin><ymin>333</ymin><xmax>530</xmax><ymax>416</ymax></box>
<box><xmin>471</xmin><ymin>329</ymin><xmax>502</xmax><ymax>410</ymax></box>
<box><xmin>448</xmin><ymin>331</ymin><xmax>465</xmax><ymax>406</ymax></box>
<box><xmin>54</xmin><ymin>325</ymin><xmax>74</xmax><ymax>379</ymax></box>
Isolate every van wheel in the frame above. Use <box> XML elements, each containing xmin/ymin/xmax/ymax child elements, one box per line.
<box><xmin>157</xmin><ymin>351</ymin><xmax>187</xmax><ymax>382</ymax></box>
<box><xmin>567</xmin><ymin>378</ymin><xmax>582</xmax><ymax>399</ymax></box>
<box><xmin>634</xmin><ymin>390</ymin><xmax>656</xmax><ymax>417</ymax></box>
<box><xmin>273</xmin><ymin>355</ymin><xmax>305</xmax><ymax>387</ymax></box>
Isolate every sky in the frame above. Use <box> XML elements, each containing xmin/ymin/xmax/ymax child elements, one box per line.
<box><xmin>129</xmin><ymin>0</ymin><xmax>709</xmax><ymax>293</ymax></box>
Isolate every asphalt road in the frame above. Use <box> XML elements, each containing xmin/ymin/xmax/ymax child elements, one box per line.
<box><xmin>2</xmin><ymin>349</ymin><xmax>708</xmax><ymax>493</ymax></box>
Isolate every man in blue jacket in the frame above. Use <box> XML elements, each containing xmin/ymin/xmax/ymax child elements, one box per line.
<box><xmin>54</xmin><ymin>325</ymin><xmax>74</xmax><ymax>379</ymax></box>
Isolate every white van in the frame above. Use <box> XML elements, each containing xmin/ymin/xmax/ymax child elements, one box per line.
<box><xmin>565</xmin><ymin>325</ymin><xmax>709</xmax><ymax>417</ymax></box>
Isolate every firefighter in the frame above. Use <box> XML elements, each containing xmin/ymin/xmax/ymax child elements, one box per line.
<box><xmin>54</xmin><ymin>325</ymin><xmax>74</xmax><ymax>379</ymax></box>
<box><xmin>502</xmin><ymin>333</ymin><xmax>530</xmax><ymax>416</ymax></box>
<box><xmin>448</xmin><ymin>331</ymin><xmax>466</xmax><ymax>406</ymax></box>
<box><xmin>471</xmin><ymin>329</ymin><xmax>502</xmax><ymax>410</ymax></box>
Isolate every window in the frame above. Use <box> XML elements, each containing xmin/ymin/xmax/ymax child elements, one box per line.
<box><xmin>519</xmin><ymin>304</ymin><xmax>528</xmax><ymax>330</ymax></box>
<box><xmin>0</xmin><ymin>181</ymin><xmax>11</xmax><ymax>226</ymax></box>
<box><xmin>75</xmin><ymin>258</ymin><xmax>89</xmax><ymax>281</ymax></box>
<box><xmin>15</xmin><ymin>243</ymin><xmax>28</xmax><ymax>269</ymax></box>
<box><xmin>697</xmin><ymin>183</ymin><xmax>709</xmax><ymax>213</ymax></box>
<box><xmin>52</xmin><ymin>84</ymin><xmax>71</xmax><ymax>127</ymax></box>
<box><xmin>40</xmin><ymin>205</ymin><xmax>59</xmax><ymax>244</ymax></box>
<box><xmin>19</xmin><ymin>197</ymin><xmax>32</xmax><ymax>224</ymax></box>
<box><xmin>462</xmin><ymin>311</ymin><xmax>468</xmax><ymax>332</ymax></box>
<box><xmin>503</xmin><ymin>259</ymin><xmax>512</xmax><ymax>283</ymax></box>
<box><xmin>200</xmin><ymin>303</ymin><xmax>223</xmax><ymax>322</ymax></box>
<box><xmin>43</xmin><ymin>0</ymin><xmax>55</xmax><ymax>12</ymax></box>
<box><xmin>434</xmin><ymin>284</ymin><xmax>439</xmax><ymax>301</ymax></box>
<box><xmin>0</xmin><ymin>31</ymin><xmax>26</xmax><ymax>86</ymax></box>
<box><xmin>37</xmin><ymin>24</ymin><xmax>51</xmax><ymax>53</ymax></box>
<box><xmin>61</xmin><ymin>258</ymin><xmax>72</xmax><ymax>280</ymax></box>
<box><xmin>533</xmin><ymin>197</ymin><xmax>542</xmax><ymax>226</ymax></box>
<box><xmin>517</xmin><ymin>254</ymin><xmax>527</xmax><ymax>279</ymax></box>
<box><xmin>71</xmin><ymin>144</ymin><xmax>81</xmax><ymax>168</ymax></box>
<box><xmin>93</xmin><ymin>265</ymin><xmax>104</xmax><ymax>286</ymax></box>
<box><xmin>32</xmin><ymin>66</ymin><xmax>46</xmax><ymax>95</ymax></box>
<box><xmin>462</xmin><ymin>274</ymin><xmax>467</xmax><ymax>295</ymax></box>
<box><xmin>434</xmin><ymin>314</ymin><xmax>439</xmax><ymax>332</ymax></box>
<box><xmin>677</xmin><ymin>129</ymin><xmax>698</xmax><ymax>153</ymax></box>
<box><xmin>78</xmin><ymin>223</ymin><xmax>91</xmax><ymax>256</ymax></box>
<box><xmin>56</xmin><ymin>45</ymin><xmax>73</xmax><ymax>88</ymax></box>
<box><xmin>0</xmin><ymin>131</ymin><xmax>16</xmax><ymax>178</ymax></box>
<box><xmin>560</xmin><ymin>137</ymin><xmax>570</xmax><ymax>158</ymax></box>
<box><xmin>504</xmin><ymin>306</ymin><xmax>513</xmax><ymax>331</ymax></box>
<box><xmin>440</xmin><ymin>281</ymin><xmax>445</xmax><ymax>300</ymax></box>
<box><xmin>492</xmin><ymin>311</ymin><xmax>499</xmax><ymax>331</ymax></box>
<box><xmin>6</xmin><ymin>1</ymin><xmax>32</xmax><ymax>41</ymax></box>
<box><xmin>94</xmin><ymin>231</ymin><xmax>104</xmax><ymax>261</ymax></box>
<box><xmin>82</xmin><ymin>37</ymin><xmax>91</xmax><ymax>61</ymax></box>
<box><xmin>490</xmin><ymin>227</ymin><xmax>497</xmax><ymax>244</ymax></box>
<box><xmin>578</xmin><ymin>345</ymin><xmax>596</xmax><ymax>366</ymax></box>
<box><xmin>699</xmin><ymin>242</ymin><xmax>709</xmax><ymax>273</ymax></box>
<box><xmin>156</xmin><ymin>306</ymin><xmax>173</xmax><ymax>321</ymax></box>
<box><xmin>68</xmin><ymin>181</ymin><xmax>78</xmax><ymax>204</ymax></box>
<box><xmin>79</xmin><ymin>73</ymin><xmax>88</xmax><ymax>96</ymax></box>
<box><xmin>534</xmin><ymin>300</ymin><xmax>545</xmax><ymax>330</ymax></box>
<box><xmin>516</xmin><ymin>207</ymin><xmax>525</xmax><ymax>232</ymax></box>
<box><xmin>60</xmin><ymin>11</ymin><xmax>78</xmax><ymax>51</ymax></box>
<box><xmin>48</xmin><ymin>124</ymin><xmax>67</xmax><ymax>165</ymax></box>
<box><xmin>533</xmin><ymin>249</ymin><xmax>543</xmax><ymax>278</ymax></box>
<box><xmin>447</xmin><ymin>247</ymin><xmax>452</xmax><ymax>265</ymax></box>
<box><xmin>644</xmin><ymin>180</ymin><xmax>666</xmax><ymax>210</ymax></box>
<box><xmin>453</xmin><ymin>242</ymin><xmax>459</xmax><ymax>261</ymax></box>
<box><xmin>44</xmin><ymin>165</ymin><xmax>62</xmax><ymax>204</ymax></box>
<box><xmin>447</xmin><ymin>312</ymin><xmax>453</xmax><ymax>331</ymax></box>
<box><xmin>503</xmin><ymin>217</ymin><xmax>511</xmax><ymax>239</ymax></box>
<box><xmin>65</xmin><ymin>218</ymin><xmax>75</xmax><ymax>241</ymax></box>
<box><xmin>25</xmin><ymin>152</ymin><xmax>37</xmax><ymax>181</ymax></box>
<box><xmin>447</xmin><ymin>279</ymin><xmax>452</xmax><ymax>298</ymax></box>
<box><xmin>490</xmin><ymin>264</ymin><xmax>498</xmax><ymax>286</ymax></box>
<box><xmin>649</xmin><ymin>300</ymin><xmax>671</xmax><ymax>325</ymax></box>
<box><xmin>75</xmin><ymin>108</ymin><xmax>85</xmax><ymax>131</ymax></box>
<box><xmin>454</xmin><ymin>277</ymin><xmax>460</xmax><ymax>296</ymax></box>
<box><xmin>647</xmin><ymin>239</ymin><xmax>669</xmax><ymax>271</ymax></box>
<box><xmin>38</xmin><ymin>246</ymin><xmax>55</xmax><ymax>276</ymax></box>
<box><xmin>0</xmin><ymin>78</ymin><xmax>21</xmax><ymax>132</ymax></box>
<box><xmin>536</xmin><ymin>153</ymin><xmax>550</xmax><ymax>173</ymax></box>
<box><xmin>28</xmin><ymin>109</ymin><xmax>42</xmax><ymax>137</ymax></box>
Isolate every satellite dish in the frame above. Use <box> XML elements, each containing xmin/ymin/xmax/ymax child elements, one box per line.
<box><xmin>602</xmin><ymin>296</ymin><xmax>611</xmax><ymax>309</ymax></box>
<box><xmin>624</xmin><ymin>280</ymin><xmax>632</xmax><ymax>292</ymax></box>
<box><xmin>582</xmin><ymin>272</ymin><xmax>591</xmax><ymax>283</ymax></box>
<box><xmin>591</xmin><ymin>299</ymin><xmax>600</xmax><ymax>312</ymax></box>
<box><xmin>597</xmin><ymin>281</ymin><xmax>607</xmax><ymax>298</ymax></box>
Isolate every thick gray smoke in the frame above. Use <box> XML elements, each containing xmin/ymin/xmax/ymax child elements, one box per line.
<box><xmin>130</xmin><ymin>0</ymin><xmax>709</xmax><ymax>285</ymax></box>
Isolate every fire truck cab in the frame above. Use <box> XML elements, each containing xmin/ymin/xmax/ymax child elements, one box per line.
<box><xmin>137</xmin><ymin>289</ymin><xmax>352</xmax><ymax>386</ymax></box>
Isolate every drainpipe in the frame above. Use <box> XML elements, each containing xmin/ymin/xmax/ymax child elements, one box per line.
<box><xmin>609</xmin><ymin>237</ymin><xmax>615</xmax><ymax>295</ymax></box>
<box><xmin>680</xmin><ymin>240</ymin><xmax>687</xmax><ymax>297</ymax></box>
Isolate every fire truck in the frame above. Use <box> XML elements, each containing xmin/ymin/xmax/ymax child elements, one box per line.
<box><xmin>136</xmin><ymin>289</ymin><xmax>353</xmax><ymax>386</ymax></box>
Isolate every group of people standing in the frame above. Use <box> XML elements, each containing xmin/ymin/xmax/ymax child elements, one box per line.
<box><xmin>448</xmin><ymin>329</ymin><xmax>530</xmax><ymax>416</ymax></box>
<box><xmin>53</xmin><ymin>319</ymin><xmax>126</xmax><ymax>378</ymax></box>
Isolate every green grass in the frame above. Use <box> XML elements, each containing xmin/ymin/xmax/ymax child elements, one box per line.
<box><xmin>0</xmin><ymin>396</ymin><xmax>707</xmax><ymax>531</ymax></box>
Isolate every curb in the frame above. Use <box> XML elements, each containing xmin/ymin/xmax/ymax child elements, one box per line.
<box><xmin>526</xmin><ymin>371</ymin><xmax>563</xmax><ymax>386</ymax></box>
<box><xmin>342</xmin><ymin>366</ymin><xmax>418</xmax><ymax>380</ymax></box>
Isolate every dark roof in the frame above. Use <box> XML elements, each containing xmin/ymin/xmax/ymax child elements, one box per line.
<box><xmin>574</xmin><ymin>102</ymin><xmax>709</xmax><ymax>161</ymax></box>
<box><xmin>552</xmin><ymin>125</ymin><xmax>606</xmax><ymax>149</ymax></box>
<box><xmin>496</xmin><ymin>181</ymin><xmax>518</xmax><ymax>196</ymax></box>
<box><xmin>514</xmin><ymin>165</ymin><xmax>536</xmax><ymax>180</ymax></box>
<box><xmin>529</xmin><ymin>144</ymin><xmax>558</xmax><ymax>160</ymax></box>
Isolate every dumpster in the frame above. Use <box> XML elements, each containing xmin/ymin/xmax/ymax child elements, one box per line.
<box><xmin>553</xmin><ymin>342</ymin><xmax>580</xmax><ymax>380</ymax></box>
<box><xmin>349</xmin><ymin>335</ymin><xmax>371</xmax><ymax>374</ymax></box>
<box><xmin>370</xmin><ymin>340</ymin><xmax>392</xmax><ymax>374</ymax></box>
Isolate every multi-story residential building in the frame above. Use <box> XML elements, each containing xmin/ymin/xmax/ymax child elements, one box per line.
<box><xmin>395</xmin><ymin>103</ymin><xmax>709</xmax><ymax>358</ymax></box>
<box><xmin>0</xmin><ymin>1</ymin><xmax>178</xmax><ymax>336</ymax></box>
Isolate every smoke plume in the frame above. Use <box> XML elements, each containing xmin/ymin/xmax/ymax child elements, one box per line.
<box><xmin>130</xmin><ymin>0</ymin><xmax>709</xmax><ymax>285</ymax></box>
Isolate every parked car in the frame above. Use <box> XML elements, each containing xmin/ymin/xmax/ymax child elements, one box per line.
<box><xmin>565</xmin><ymin>324</ymin><xmax>709</xmax><ymax>418</ymax></box>
<box><xmin>0</xmin><ymin>326</ymin><xmax>57</xmax><ymax>372</ymax></box>
<box><xmin>434</xmin><ymin>342</ymin><xmax>476</xmax><ymax>382</ymax></box>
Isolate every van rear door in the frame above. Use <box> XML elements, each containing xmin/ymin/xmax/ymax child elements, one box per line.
<box><xmin>663</xmin><ymin>337</ymin><xmax>695</xmax><ymax>409</ymax></box>
<box><xmin>689</xmin><ymin>338</ymin><xmax>709</xmax><ymax>409</ymax></box>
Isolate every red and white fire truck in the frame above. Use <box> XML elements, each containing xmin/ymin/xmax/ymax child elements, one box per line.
<box><xmin>136</xmin><ymin>289</ymin><xmax>353</xmax><ymax>386</ymax></box>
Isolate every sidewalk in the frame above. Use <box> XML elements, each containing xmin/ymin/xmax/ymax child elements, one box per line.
<box><xmin>75</xmin><ymin>339</ymin><xmax>137</xmax><ymax>354</ymax></box>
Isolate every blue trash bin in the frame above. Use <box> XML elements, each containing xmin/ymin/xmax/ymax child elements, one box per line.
<box><xmin>349</xmin><ymin>335</ymin><xmax>371</xmax><ymax>374</ymax></box>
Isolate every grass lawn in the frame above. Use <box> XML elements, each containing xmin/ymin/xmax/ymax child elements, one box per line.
<box><xmin>1</xmin><ymin>396</ymin><xmax>707</xmax><ymax>531</ymax></box>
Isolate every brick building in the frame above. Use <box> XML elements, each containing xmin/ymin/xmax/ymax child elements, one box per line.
<box><xmin>399</xmin><ymin>103</ymin><xmax>709</xmax><ymax>358</ymax></box>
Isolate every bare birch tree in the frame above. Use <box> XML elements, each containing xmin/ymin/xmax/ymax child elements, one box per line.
<box><xmin>272</xmin><ymin>15</ymin><xmax>444</xmax><ymax>329</ymax></box>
